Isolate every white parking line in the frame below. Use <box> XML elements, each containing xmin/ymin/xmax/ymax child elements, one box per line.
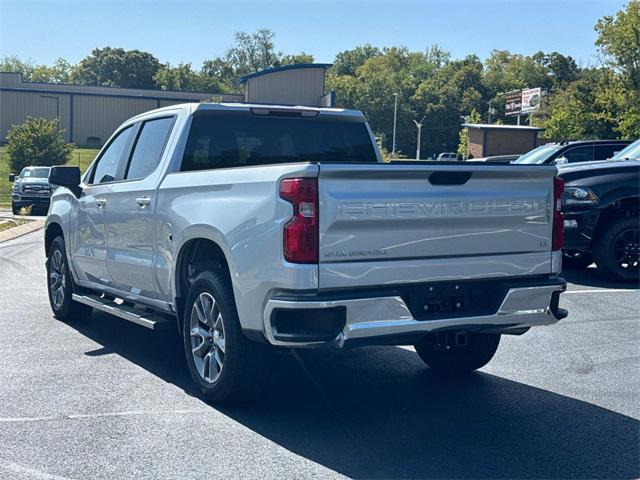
<box><xmin>0</xmin><ymin>459</ymin><xmax>75</xmax><ymax>480</ymax></box>
<box><xmin>564</xmin><ymin>289</ymin><xmax>639</xmax><ymax>294</ymax></box>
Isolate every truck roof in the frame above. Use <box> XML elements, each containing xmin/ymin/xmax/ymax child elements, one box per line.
<box><xmin>129</xmin><ymin>102</ymin><xmax>365</xmax><ymax>122</ymax></box>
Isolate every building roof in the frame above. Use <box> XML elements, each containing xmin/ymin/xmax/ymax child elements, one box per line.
<box><xmin>237</xmin><ymin>63</ymin><xmax>333</xmax><ymax>85</ymax></box>
<box><xmin>461</xmin><ymin>123</ymin><xmax>544</xmax><ymax>131</ymax></box>
<box><xmin>0</xmin><ymin>71</ymin><xmax>243</xmax><ymax>102</ymax></box>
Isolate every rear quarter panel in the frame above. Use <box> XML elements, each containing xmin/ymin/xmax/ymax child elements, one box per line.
<box><xmin>155</xmin><ymin>163</ymin><xmax>319</xmax><ymax>332</ymax></box>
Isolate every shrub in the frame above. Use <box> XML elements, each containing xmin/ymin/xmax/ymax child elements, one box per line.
<box><xmin>6</xmin><ymin>117</ymin><xmax>73</xmax><ymax>173</ymax></box>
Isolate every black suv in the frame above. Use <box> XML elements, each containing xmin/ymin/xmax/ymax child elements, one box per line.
<box><xmin>558</xmin><ymin>140</ymin><xmax>639</xmax><ymax>282</ymax></box>
<box><xmin>513</xmin><ymin>140</ymin><xmax>631</xmax><ymax>165</ymax></box>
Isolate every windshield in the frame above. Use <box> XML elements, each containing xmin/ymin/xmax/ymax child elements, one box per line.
<box><xmin>610</xmin><ymin>139</ymin><xmax>640</xmax><ymax>160</ymax></box>
<box><xmin>512</xmin><ymin>145</ymin><xmax>562</xmax><ymax>164</ymax></box>
<box><xmin>20</xmin><ymin>167</ymin><xmax>51</xmax><ymax>178</ymax></box>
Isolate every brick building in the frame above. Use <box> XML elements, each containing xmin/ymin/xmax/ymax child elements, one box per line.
<box><xmin>462</xmin><ymin>123</ymin><xmax>543</xmax><ymax>158</ymax></box>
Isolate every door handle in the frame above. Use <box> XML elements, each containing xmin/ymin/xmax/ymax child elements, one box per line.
<box><xmin>94</xmin><ymin>198</ymin><xmax>107</xmax><ymax>208</ymax></box>
<box><xmin>136</xmin><ymin>196</ymin><xmax>151</xmax><ymax>208</ymax></box>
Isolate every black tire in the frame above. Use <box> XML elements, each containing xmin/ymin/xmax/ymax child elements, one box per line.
<box><xmin>182</xmin><ymin>270</ymin><xmax>261</xmax><ymax>403</ymax></box>
<box><xmin>414</xmin><ymin>332</ymin><xmax>500</xmax><ymax>374</ymax></box>
<box><xmin>562</xmin><ymin>250</ymin><xmax>593</xmax><ymax>270</ymax></box>
<box><xmin>12</xmin><ymin>204</ymin><xmax>20</xmax><ymax>215</ymax></box>
<box><xmin>593</xmin><ymin>216</ymin><xmax>640</xmax><ymax>283</ymax></box>
<box><xmin>46</xmin><ymin>236</ymin><xmax>93</xmax><ymax>321</ymax></box>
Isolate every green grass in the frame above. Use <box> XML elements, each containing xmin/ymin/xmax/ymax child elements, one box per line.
<box><xmin>0</xmin><ymin>218</ymin><xmax>28</xmax><ymax>232</ymax></box>
<box><xmin>0</xmin><ymin>146</ymin><xmax>99</xmax><ymax>208</ymax></box>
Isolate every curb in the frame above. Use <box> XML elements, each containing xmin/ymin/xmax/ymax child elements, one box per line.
<box><xmin>0</xmin><ymin>219</ymin><xmax>45</xmax><ymax>243</ymax></box>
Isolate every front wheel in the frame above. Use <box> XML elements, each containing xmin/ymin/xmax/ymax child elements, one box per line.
<box><xmin>182</xmin><ymin>270</ymin><xmax>261</xmax><ymax>403</ymax></box>
<box><xmin>46</xmin><ymin>236</ymin><xmax>93</xmax><ymax>321</ymax></box>
<box><xmin>593</xmin><ymin>217</ymin><xmax>639</xmax><ymax>283</ymax></box>
<box><xmin>414</xmin><ymin>332</ymin><xmax>500</xmax><ymax>374</ymax></box>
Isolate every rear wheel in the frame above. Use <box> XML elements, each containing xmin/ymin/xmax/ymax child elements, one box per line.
<box><xmin>46</xmin><ymin>236</ymin><xmax>93</xmax><ymax>321</ymax></box>
<box><xmin>414</xmin><ymin>332</ymin><xmax>500</xmax><ymax>374</ymax></box>
<box><xmin>593</xmin><ymin>217</ymin><xmax>639</xmax><ymax>282</ymax></box>
<box><xmin>182</xmin><ymin>270</ymin><xmax>261</xmax><ymax>403</ymax></box>
<box><xmin>562</xmin><ymin>250</ymin><xmax>593</xmax><ymax>270</ymax></box>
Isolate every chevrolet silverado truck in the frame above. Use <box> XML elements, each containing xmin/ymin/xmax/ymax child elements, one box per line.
<box><xmin>45</xmin><ymin>102</ymin><xmax>567</xmax><ymax>402</ymax></box>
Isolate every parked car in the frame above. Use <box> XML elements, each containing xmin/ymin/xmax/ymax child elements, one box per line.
<box><xmin>512</xmin><ymin>140</ymin><xmax>632</xmax><ymax>165</ymax></box>
<box><xmin>609</xmin><ymin>138</ymin><xmax>640</xmax><ymax>161</ymax></box>
<box><xmin>436</xmin><ymin>152</ymin><xmax>459</xmax><ymax>161</ymax></box>
<box><xmin>45</xmin><ymin>102</ymin><xmax>567</xmax><ymax>402</ymax></box>
<box><xmin>8</xmin><ymin>166</ymin><xmax>52</xmax><ymax>215</ymax></box>
<box><xmin>465</xmin><ymin>154</ymin><xmax>520</xmax><ymax>163</ymax></box>
<box><xmin>559</xmin><ymin>156</ymin><xmax>639</xmax><ymax>282</ymax></box>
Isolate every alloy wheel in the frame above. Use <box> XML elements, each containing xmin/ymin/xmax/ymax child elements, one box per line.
<box><xmin>612</xmin><ymin>227</ymin><xmax>639</xmax><ymax>272</ymax></box>
<box><xmin>189</xmin><ymin>292</ymin><xmax>226</xmax><ymax>383</ymax></box>
<box><xmin>49</xmin><ymin>249</ymin><xmax>66</xmax><ymax>309</ymax></box>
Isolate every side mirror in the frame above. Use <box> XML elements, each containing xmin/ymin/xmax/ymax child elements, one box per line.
<box><xmin>49</xmin><ymin>166</ymin><xmax>81</xmax><ymax>195</ymax></box>
<box><xmin>554</xmin><ymin>156</ymin><xmax>568</xmax><ymax>165</ymax></box>
<box><xmin>8</xmin><ymin>173</ymin><xmax>15</xmax><ymax>182</ymax></box>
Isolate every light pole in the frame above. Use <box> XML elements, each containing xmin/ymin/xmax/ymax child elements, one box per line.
<box><xmin>391</xmin><ymin>93</ymin><xmax>398</xmax><ymax>157</ymax></box>
<box><xmin>487</xmin><ymin>100</ymin><xmax>497</xmax><ymax>124</ymax></box>
<box><xmin>413</xmin><ymin>116</ymin><xmax>425</xmax><ymax>160</ymax></box>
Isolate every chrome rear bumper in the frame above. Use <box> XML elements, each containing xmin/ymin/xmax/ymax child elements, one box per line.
<box><xmin>263</xmin><ymin>280</ymin><xmax>567</xmax><ymax>347</ymax></box>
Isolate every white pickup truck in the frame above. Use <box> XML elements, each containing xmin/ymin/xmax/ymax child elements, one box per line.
<box><xmin>45</xmin><ymin>102</ymin><xmax>567</xmax><ymax>402</ymax></box>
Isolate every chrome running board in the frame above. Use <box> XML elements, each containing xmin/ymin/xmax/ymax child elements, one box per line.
<box><xmin>72</xmin><ymin>293</ymin><xmax>172</xmax><ymax>330</ymax></box>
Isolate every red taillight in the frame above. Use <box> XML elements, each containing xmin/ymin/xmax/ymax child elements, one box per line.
<box><xmin>552</xmin><ymin>176</ymin><xmax>564</xmax><ymax>251</ymax></box>
<box><xmin>279</xmin><ymin>178</ymin><xmax>318</xmax><ymax>263</ymax></box>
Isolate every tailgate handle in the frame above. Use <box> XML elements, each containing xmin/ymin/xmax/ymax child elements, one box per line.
<box><xmin>428</xmin><ymin>171</ymin><xmax>472</xmax><ymax>186</ymax></box>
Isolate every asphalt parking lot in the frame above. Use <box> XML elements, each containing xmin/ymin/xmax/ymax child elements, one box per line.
<box><xmin>0</xmin><ymin>229</ymin><xmax>638</xmax><ymax>480</ymax></box>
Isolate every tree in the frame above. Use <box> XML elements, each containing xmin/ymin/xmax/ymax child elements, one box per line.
<box><xmin>595</xmin><ymin>0</ymin><xmax>640</xmax><ymax>89</ymax></box>
<box><xmin>0</xmin><ymin>56</ymin><xmax>36</xmax><ymax>78</ymax></box>
<box><xmin>6</xmin><ymin>117</ymin><xmax>73</xmax><ymax>172</ymax></box>
<box><xmin>72</xmin><ymin>47</ymin><xmax>161</xmax><ymax>89</ymax></box>
<box><xmin>332</xmin><ymin>45</ymin><xmax>381</xmax><ymax>76</ymax></box>
<box><xmin>201</xmin><ymin>29</ymin><xmax>313</xmax><ymax>90</ymax></box>
<box><xmin>458</xmin><ymin>109</ymin><xmax>481</xmax><ymax>158</ymax></box>
<box><xmin>0</xmin><ymin>56</ymin><xmax>73</xmax><ymax>83</ymax></box>
<box><xmin>413</xmin><ymin>55</ymin><xmax>486</xmax><ymax>155</ymax></box>
<box><xmin>153</xmin><ymin>62</ymin><xmax>223</xmax><ymax>92</ymax></box>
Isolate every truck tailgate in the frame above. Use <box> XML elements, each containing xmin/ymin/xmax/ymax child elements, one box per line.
<box><xmin>318</xmin><ymin>163</ymin><xmax>558</xmax><ymax>289</ymax></box>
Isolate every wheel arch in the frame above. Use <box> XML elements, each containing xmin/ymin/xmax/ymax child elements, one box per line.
<box><xmin>174</xmin><ymin>236</ymin><xmax>235</xmax><ymax>333</ymax></box>
<box><xmin>44</xmin><ymin>221</ymin><xmax>64</xmax><ymax>256</ymax></box>
<box><xmin>592</xmin><ymin>196</ymin><xmax>639</xmax><ymax>244</ymax></box>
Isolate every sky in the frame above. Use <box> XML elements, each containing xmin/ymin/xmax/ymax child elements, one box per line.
<box><xmin>0</xmin><ymin>0</ymin><xmax>627</xmax><ymax>68</ymax></box>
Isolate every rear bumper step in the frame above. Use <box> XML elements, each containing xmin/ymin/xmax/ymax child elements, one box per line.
<box><xmin>72</xmin><ymin>293</ymin><xmax>172</xmax><ymax>330</ymax></box>
<box><xmin>263</xmin><ymin>278</ymin><xmax>567</xmax><ymax>347</ymax></box>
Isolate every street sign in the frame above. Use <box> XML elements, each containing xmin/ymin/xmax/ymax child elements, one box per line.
<box><xmin>521</xmin><ymin>87</ymin><xmax>542</xmax><ymax>114</ymax></box>
<box><xmin>505</xmin><ymin>90</ymin><xmax>522</xmax><ymax>116</ymax></box>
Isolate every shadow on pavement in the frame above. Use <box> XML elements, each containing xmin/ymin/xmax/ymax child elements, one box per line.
<box><xmin>562</xmin><ymin>267</ymin><xmax>640</xmax><ymax>290</ymax></box>
<box><xmin>74</xmin><ymin>311</ymin><xmax>639</xmax><ymax>479</ymax></box>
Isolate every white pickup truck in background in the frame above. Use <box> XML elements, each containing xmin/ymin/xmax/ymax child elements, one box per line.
<box><xmin>45</xmin><ymin>102</ymin><xmax>567</xmax><ymax>402</ymax></box>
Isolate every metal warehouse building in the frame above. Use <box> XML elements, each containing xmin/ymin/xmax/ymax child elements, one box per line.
<box><xmin>0</xmin><ymin>64</ymin><xmax>334</xmax><ymax>147</ymax></box>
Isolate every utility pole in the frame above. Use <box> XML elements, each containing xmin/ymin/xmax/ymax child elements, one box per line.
<box><xmin>487</xmin><ymin>100</ymin><xmax>492</xmax><ymax>124</ymax></box>
<box><xmin>413</xmin><ymin>116</ymin><xmax>425</xmax><ymax>160</ymax></box>
<box><xmin>391</xmin><ymin>93</ymin><xmax>398</xmax><ymax>157</ymax></box>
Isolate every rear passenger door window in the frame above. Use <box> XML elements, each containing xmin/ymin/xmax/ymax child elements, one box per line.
<box><xmin>125</xmin><ymin>117</ymin><xmax>175</xmax><ymax>180</ymax></box>
<box><xmin>89</xmin><ymin>126</ymin><xmax>134</xmax><ymax>184</ymax></box>
<box><xmin>564</xmin><ymin>146</ymin><xmax>594</xmax><ymax>163</ymax></box>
